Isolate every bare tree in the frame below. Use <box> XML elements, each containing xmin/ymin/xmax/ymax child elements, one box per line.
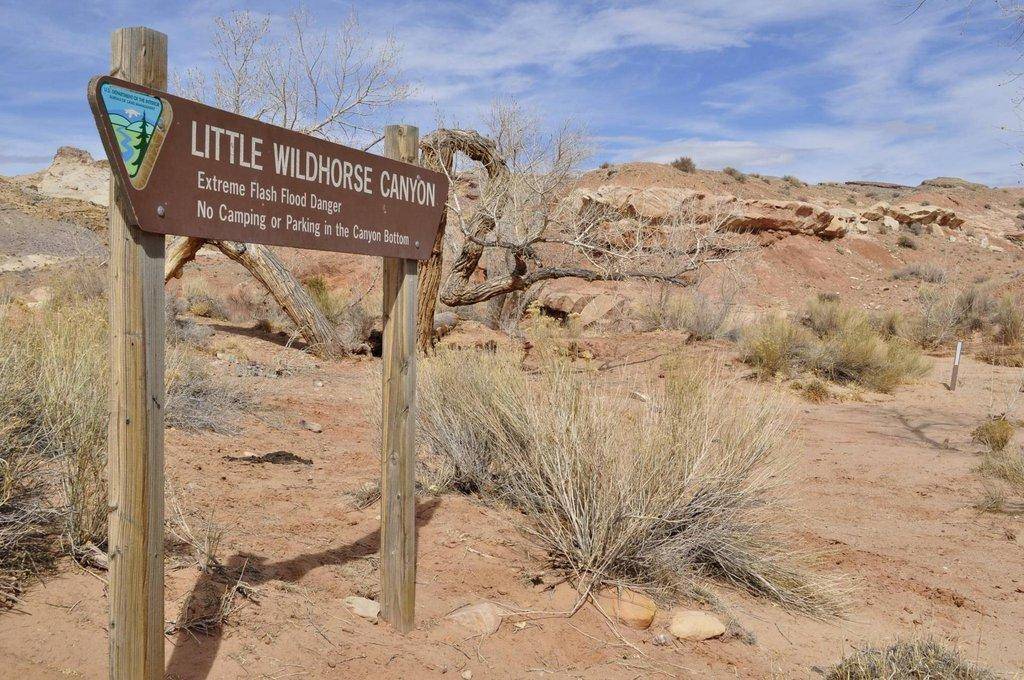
<box><xmin>166</xmin><ymin>8</ymin><xmax>409</xmax><ymax>355</ymax></box>
<box><xmin>415</xmin><ymin>102</ymin><xmax>744</xmax><ymax>351</ymax></box>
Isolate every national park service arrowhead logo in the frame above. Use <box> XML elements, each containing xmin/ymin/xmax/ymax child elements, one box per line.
<box><xmin>98</xmin><ymin>82</ymin><xmax>172</xmax><ymax>189</ymax></box>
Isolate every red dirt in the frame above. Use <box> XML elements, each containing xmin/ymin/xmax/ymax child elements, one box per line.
<box><xmin>1</xmin><ymin>325</ymin><xmax>1022</xmax><ymax>679</ymax></box>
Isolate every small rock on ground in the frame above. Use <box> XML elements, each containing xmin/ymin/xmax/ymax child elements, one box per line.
<box><xmin>592</xmin><ymin>587</ymin><xmax>657</xmax><ymax>630</ymax></box>
<box><xmin>300</xmin><ymin>419</ymin><xmax>323</xmax><ymax>433</ymax></box>
<box><xmin>343</xmin><ymin>596</ymin><xmax>380</xmax><ymax>623</ymax></box>
<box><xmin>667</xmin><ymin>610</ymin><xmax>726</xmax><ymax>641</ymax></box>
<box><xmin>445</xmin><ymin>602</ymin><xmax>507</xmax><ymax>636</ymax></box>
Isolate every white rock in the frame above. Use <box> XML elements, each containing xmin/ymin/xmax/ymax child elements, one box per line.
<box><xmin>343</xmin><ymin>596</ymin><xmax>380</xmax><ymax>623</ymax></box>
<box><xmin>461</xmin><ymin>671</ymin><xmax>473</xmax><ymax>680</ymax></box>
<box><xmin>300</xmin><ymin>419</ymin><xmax>323</xmax><ymax>433</ymax></box>
<box><xmin>446</xmin><ymin>602</ymin><xmax>507</xmax><ymax>636</ymax></box>
<box><xmin>881</xmin><ymin>215</ymin><xmax>900</xmax><ymax>233</ymax></box>
<box><xmin>667</xmin><ymin>610</ymin><xmax>726</xmax><ymax>641</ymax></box>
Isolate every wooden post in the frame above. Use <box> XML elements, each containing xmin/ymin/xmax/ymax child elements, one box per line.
<box><xmin>107</xmin><ymin>27</ymin><xmax>167</xmax><ymax>680</ymax></box>
<box><xmin>380</xmin><ymin>124</ymin><xmax>420</xmax><ymax>632</ymax></box>
<box><xmin>950</xmin><ymin>340</ymin><xmax>963</xmax><ymax>391</ymax></box>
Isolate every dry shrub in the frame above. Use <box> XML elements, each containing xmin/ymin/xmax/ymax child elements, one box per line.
<box><xmin>723</xmin><ymin>166</ymin><xmax>747</xmax><ymax>182</ymax></box>
<box><xmin>49</xmin><ymin>260</ymin><xmax>107</xmax><ymax>306</ymax></box>
<box><xmin>740</xmin><ymin>315</ymin><xmax>815</xmax><ymax>379</ymax></box>
<box><xmin>183</xmin><ymin>279</ymin><xmax>228</xmax><ymax>319</ymax></box>
<box><xmin>0</xmin><ymin>302</ymin><xmax>60</xmax><ymax>603</ymax></box>
<box><xmin>166</xmin><ymin>297</ymin><xmax>213</xmax><ymax>348</ymax></box>
<box><xmin>976</xmin><ymin>345</ymin><xmax>1024</xmax><ymax>368</ymax></box>
<box><xmin>810</xmin><ymin>325</ymin><xmax>928</xmax><ymax>394</ymax></box>
<box><xmin>825</xmin><ymin>638</ymin><xmax>998</xmax><ymax>680</ymax></box>
<box><xmin>0</xmin><ymin>293</ymin><xmax>257</xmax><ymax>598</ymax></box>
<box><xmin>911</xmin><ymin>286</ymin><xmax>994</xmax><ymax>349</ymax></box>
<box><xmin>639</xmin><ymin>288</ymin><xmax>734</xmax><ymax>340</ymax></box>
<box><xmin>168</xmin><ymin>486</ymin><xmax>224</xmax><ymax>573</ymax></box>
<box><xmin>992</xmin><ymin>295</ymin><xmax>1023</xmax><ymax>346</ymax></box>
<box><xmin>804</xmin><ymin>298</ymin><xmax>863</xmax><ymax>338</ymax></box>
<box><xmin>0</xmin><ymin>300</ymin><xmax>109</xmax><ymax>555</ymax></box>
<box><xmin>972</xmin><ymin>416</ymin><xmax>1014</xmax><ymax>453</ymax></box>
<box><xmin>783</xmin><ymin>174</ymin><xmax>805</xmax><ymax>187</ymax></box>
<box><xmin>897</xmin><ymin>234</ymin><xmax>919</xmax><ymax>249</ymax></box>
<box><xmin>420</xmin><ymin>349</ymin><xmax>846</xmax><ymax>616</ymax></box>
<box><xmin>670</xmin><ymin>156</ymin><xmax>696</xmax><ymax>173</ymax></box>
<box><xmin>892</xmin><ymin>262</ymin><xmax>947</xmax><ymax>283</ymax></box>
<box><xmin>743</xmin><ymin>300</ymin><xmax>928</xmax><ymax>393</ymax></box>
<box><xmin>798</xmin><ymin>378</ymin><xmax>832</xmax><ymax>403</ymax></box>
<box><xmin>165</xmin><ymin>347</ymin><xmax>260</xmax><ymax>435</ymax></box>
<box><xmin>979</xmin><ymin>448</ymin><xmax>1024</xmax><ymax>499</ymax></box>
<box><xmin>870</xmin><ymin>309</ymin><xmax>906</xmax><ymax>340</ymax></box>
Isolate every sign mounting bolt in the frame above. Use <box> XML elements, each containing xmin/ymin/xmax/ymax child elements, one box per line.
<box><xmin>156</xmin><ymin>205</ymin><xmax>166</xmax><ymax>218</ymax></box>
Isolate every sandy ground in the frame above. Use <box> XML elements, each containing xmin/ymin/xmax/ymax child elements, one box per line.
<box><xmin>1</xmin><ymin>324</ymin><xmax>1022</xmax><ymax>679</ymax></box>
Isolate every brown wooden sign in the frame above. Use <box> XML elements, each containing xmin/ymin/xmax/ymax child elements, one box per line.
<box><xmin>88</xmin><ymin>75</ymin><xmax>447</xmax><ymax>260</ymax></box>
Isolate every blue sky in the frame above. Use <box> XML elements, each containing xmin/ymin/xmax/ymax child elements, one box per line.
<box><xmin>3</xmin><ymin>1</ymin><xmax>1024</xmax><ymax>184</ymax></box>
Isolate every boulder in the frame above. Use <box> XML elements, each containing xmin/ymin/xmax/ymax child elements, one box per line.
<box><xmin>667</xmin><ymin>610</ymin><xmax>726</xmax><ymax>641</ymax></box>
<box><xmin>592</xmin><ymin>587</ymin><xmax>657</xmax><ymax>630</ymax></box>
<box><xmin>534</xmin><ymin>284</ymin><xmax>629</xmax><ymax>328</ymax></box>
<box><xmin>445</xmin><ymin>602</ymin><xmax>507</xmax><ymax>636</ymax></box>
<box><xmin>828</xmin><ymin>208</ymin><xmax>859</xmax><ymax>237</ymax></box>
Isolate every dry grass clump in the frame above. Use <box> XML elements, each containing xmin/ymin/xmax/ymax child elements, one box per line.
<box><xmin>897</xmin><ymin>234</ymin><xmax>919</xmax><ymax>249</ymax></box>
<box><xmin>892</xmin><ymin>262</ymin><xmax>947</xmax><ymax>283</ymax></box>
<box><xmin>670</xmin><ymin>156</ymin><xmax>696</xmax><ymax>173</ymax></box>
<box><xmin>165</xmin><ymin>347</ymin><xmax>260</xmax><ymax>435</ymax></box>
<box><xmin>972</xmin><ymin>416</ymin><xmax>1015</xmax><ymax>453</ymax></box>
<box><xmin>824</xmin><ymin>638</ymin><xmax>998</xmax><ymax>680</ymax></box>
<box><xmin>911</xmin><ymin>285</ymin><xmax>995</xmax><ymax>349</ymax></box>
<box><xmin>639</xmin><ymin>289</ymin><xmax>734</xmax><ymax>340</ymax></box>
<box><xmin>183</xmin><ymin>279</ymin><xmax>228</xmax><ymax>319</ymax></box>
<box><xmin>742</xmin><ymin>300</ymin><xmax>928</xmax><ymax>393</ymax></box>
<box><xmin>782</xmin><ymin>174</ymin><xmax>805</xmax><ymax>187</ymax></box>
<box><xmin>992</xmin><ymin>295</ymin><xmax>1023</xmax><ymax>346</ymax></box>
<box><xmin>420</xmin><ymin>349</ymin><xmax>846</xmax><ymax>616</ymax></box>
<box><xmin>978</xmin><ymin>447</ymin><xmax>1024</xmax><ymax>503</ymax></box>
<box><xmin>0</xmin><ymin>300</ymin><xmax>109</xmax><ymax>555</ymax></box>
<box><xmin>740</xmin><ymin>315</ymin><xmax>816</xmax><ymax>379</ymax></box>
<box><xmin>723</xmin><ymin>166</ymin><xmax>747</xmax><ymax>182</ymax></box>
<box><xmin>976</xmin><ymin>345</ymin><xmax>1024</xmax><ymax>368</ymax></box>
<box><xmin>0</xmin><ymin>292</ymin><xmax>258</xmax><ymax>601</ymax></box>
<box><xmin>167</xmin><ymin>297</ymin><xmax>214</xmax><ymax>347</ymax></box>
<box><xmin>797</xmin><ymin>378</ymin><xmax>832</xmax><ymax>403</ymax></box>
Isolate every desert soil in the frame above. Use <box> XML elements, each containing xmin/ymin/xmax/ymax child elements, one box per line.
<box><xmin>0</xmin><ymin>325</ymin><xmax>1021</xmax><ymax>679</ymax></box>
<box><xmin>2</xmin><ymin>150</ymin><xmax>1023</xmax><ymax>678</ymax></box>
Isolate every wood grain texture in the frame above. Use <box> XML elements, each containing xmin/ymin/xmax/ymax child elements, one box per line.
<box><xmin>380</xmin><ymin>125</ymin><xmax>420</xmax><ymax>632</ymax></box>
<box><xmin>107</xmin><ymin>27</ymin><xmax>167</xmax><ymax>680</ymax></box>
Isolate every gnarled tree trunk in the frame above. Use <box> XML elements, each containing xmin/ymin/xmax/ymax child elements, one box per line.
<box><xmin>163</xmin><ymin>236</ymin><xmax>358</xmax><ymax>356</ymax></box>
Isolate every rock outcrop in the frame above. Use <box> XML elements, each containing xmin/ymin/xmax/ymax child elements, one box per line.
<box><xmin>569</xmin><ymin>185</ymin><xmax>978</xmax><ymax>245</ymax></box>
<box><xmin>13</xmin><ymin>146</ymin><xmax>110</xmax><ymax>206</ymax></box>
<box><xmin>568</xmin><ymin>185</ymin><xmax>843</xmax><ymax>239</ymax></box>
<box><xmin>860</xmin><ymin>201</ymin><xmax>964</xmax><ymax>229</ymax></box>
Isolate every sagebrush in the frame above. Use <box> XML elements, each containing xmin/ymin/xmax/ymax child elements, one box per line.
<box><xmin>741</xmin><ymin>300</ymin><xmax>928</xmax><ymax>393</ymax></box>
<box><xmin>0</xmin><ymin>293</ymin><xmax>258</xmax><ymax>602</ymax></box>
<box><xmin>825</xmin><ymin>638</ymin><xmax>998</xmax><ymax>680</ymax></box>
<box><xmin>419</xmin><ymin>348</ymin><xmax>846</xmax><ymax>616</ymax></box>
